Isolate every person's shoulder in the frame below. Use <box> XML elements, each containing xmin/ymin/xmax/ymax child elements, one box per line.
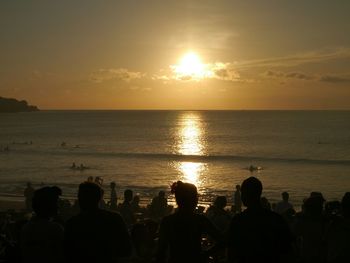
<box><xmin>263</xmin><ymin>208</ymin><xmax>283</xmax><ymax>218</ymax></box>
<box><xmin>47</xmin><ymin>221</ymin><xmax>64</xmax><ymax>235</ymax></box>
<box><xmin>263</xmin><ymin>209</ymin><xmax>289</xmax><ymax>226</ymax></box>
<box><xmin>162</xmin><ymin>213</ymin><xmax>175</xmax><ymax>221</ymax></box>
<box><xmin>98</xmin><ymin>209</ymin><xmax>124</xmax><ymax>221</ymax></box>
<box><xmin>230</xmin><ymin>211</ymin><xmax>245</xmax><ymax>225</ymax></box>
<box><xmin>195</xmin><ymin>213</ymin><xmax>210</xmax><ymax>221</ymax></box>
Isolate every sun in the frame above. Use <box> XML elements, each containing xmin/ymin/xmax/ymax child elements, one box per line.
<box><xmin>172</xmin><ymin>52</ymin><xmax>211</xmax><ymax>80</ymax></box>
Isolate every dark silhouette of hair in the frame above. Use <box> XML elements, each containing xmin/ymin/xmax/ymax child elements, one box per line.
<box><xmin>214</xmin><ymin>196</ymin><xmax>227</xmax><ymax>209</ymax></box>
<box><xmin>78</xmin><ymin>182</ymin><xmax>102</xmax><ymax>211</ymax></box>
<box><xmin>241</xmin><ymin>176</ymin><xmax>262</xmax><ymax>207</ymax></box>
<box><xmin>304</xmin><ymin>194</ymin><xmax>324</xmax><ymax>218</ymax></box>
<box><xmin>32</xmin><ymin>186</ymin><xmax>61</xmax><ymax>217</ymax></box>
<box><xmin>342</xmin><ymin>192</ymin><xmax>350</xmax><ymax>218</ymax></box>
<box><xmin>124</xmin><ymin>189</ymin><xmax>133</xmax><ymax>202</ymax></box>
<box><xmin>282</xmin><ymin>191</ymin><xmax>289</xmax><ymax>201</ymax></box>
<box><xmin>171</xmin><ymin>181</ymin><xmax>198</xmax><ymax>210</ymax></box>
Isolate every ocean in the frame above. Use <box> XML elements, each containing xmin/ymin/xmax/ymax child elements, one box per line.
<box><xmin>0</xmin><ymin>110</ymin><xmax>349</xmax><ymax>207</ymax></box>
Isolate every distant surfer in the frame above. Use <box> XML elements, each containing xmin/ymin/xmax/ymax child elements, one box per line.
<box><xmin>61</xmin><ymin>142</ymin><xmax>66</xmax><ymax>147</ymax></box>
<box><xmin>71</xmin><ymin>162</ymin><xmax>76</xmax><ymax>169</ymax></box>
<box><xmin>78</xmin><ymin>164</ymin><xmax>89</xmax><ymax>171</ymax></box>
<box><xmin>245</xmin><ymin>165</ymin><xmax>262</xmax><ymax>172</ymax></box>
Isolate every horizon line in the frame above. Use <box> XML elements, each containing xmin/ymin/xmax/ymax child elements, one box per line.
<box><xmin>35</xmin><ymin>108</ymin><xmax>350</xmax><ymax>111</ymax></box>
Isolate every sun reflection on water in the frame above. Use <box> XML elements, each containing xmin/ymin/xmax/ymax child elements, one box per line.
<box><xmin>175</xmin><ymin>112</ymin><xmax>207</xmax><ymax>188</ymax></box>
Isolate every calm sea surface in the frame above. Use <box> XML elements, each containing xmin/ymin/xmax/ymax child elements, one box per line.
<box><xmin>0</xmin><ymin>110</ymin><xmax>349</xmax><ymax>207</ymax></box>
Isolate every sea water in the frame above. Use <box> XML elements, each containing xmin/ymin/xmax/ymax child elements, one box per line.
<box><xmin>0</xmin><ymin>110</ymin><xmax>349</xmax><ymax>207</ymax></box>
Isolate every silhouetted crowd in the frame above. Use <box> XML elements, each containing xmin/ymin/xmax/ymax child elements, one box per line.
<box><xmin>0</xmin><ymin>177</ymin><xmax>349</xmax><ymax>263</ymax></box>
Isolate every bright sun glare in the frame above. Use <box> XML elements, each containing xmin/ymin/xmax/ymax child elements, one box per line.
<box><xmin>172</xmin><ymin>52</ymin><xmax>211</xmax><ymax>80</ymax></box>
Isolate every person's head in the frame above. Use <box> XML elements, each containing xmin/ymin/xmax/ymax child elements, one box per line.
<box><xmin>214</xmin><ymin>196</ymin><xmax>227</xmax><ymax>209</ymax></box>
<box><xmin>87</xmin><ymin>176</ymin><xmax>94</xmax><ymax>183</ymax></box>
<box><xmin>78</xmin><ymin>182</ymin><xmax>102</xmax><ymax>211</ymax></box>
<box><xmin>235</xmin><ymin>184</ymin><xmax>241</xmax><ymax>191</ymax></box>
<box><xmin>171</xmin><ymin>181</ymin><xmax>198</xmax><ymax>211</ymax></box>
<box><xmin>282</xmin><ymin>192</ymin><xmax>289</xmax><ymax>202</ymax></box>
<box><xmin>27</xmin><ymin>182</ymin><xmax>32</xmax><ymax>188</ymax></box>
<box><xmin>124</xmin><ymin>189</ymin><xmax>133</xmax><ymax>202</ymax></box>
<box><xmin>304</xmin><ymin>194</ymin><xmax>325</xmax><ymax>217</ymax></box>
<box><xmin>32</xmin><ymin>186</ymin><xmax>61</xmax><ymax>218</ymax></box>
<box><xmin>341</xmin><ymin>192</ymin><xmax>350</xmax><ymax>218</ymax></box>
<box><xmin>110</xmin><ymin>182</ymin><xmax>116</xmax><ymax>189</ymax></box>
<box><xmin>241</xmin><ymin>177</ymin><xmax>263</xmax><ymax>208</ymax></box>
<box><xmin>158</xmin><ymin>190</ymin><xmax>165</xmax><ymax>198</ymax></box>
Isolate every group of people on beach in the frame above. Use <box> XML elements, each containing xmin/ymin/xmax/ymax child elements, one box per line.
<box><xmin>6</xmin><ymin>176</ymin><xmax>350</xmax><ymax>262</ymax></box>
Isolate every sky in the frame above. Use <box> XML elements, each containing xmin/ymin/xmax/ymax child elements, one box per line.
<box><xmin>1</xmin><ymin>0</ymin><xmax>350</xmax><ymax>110</ymax></box>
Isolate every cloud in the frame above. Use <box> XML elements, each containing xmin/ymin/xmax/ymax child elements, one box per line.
<box><xmin>90</xmin><ymin>68</ymin><xmax>145</xmax><ymax>83</ymax></box>
<box><xmin>319</xmin><ymin>75</ymin><xmax>350</xmax><ymax>83</ymax></box>
<box><xmin>263</xmin><ymin>70</ymin><xmax>350</xmax><ymax>84</ymax></box>
<box><xmin>153</xmin><ymin>62</ymin><xmax>241</xmax><ymax>82</ymax></box>
<box><xmin>237</xmin><ymin>47</ymin><xmax>350</xmax><ymax>69</ymax></box>
<box><xmin>263</xmin><ymin>70</ymin><xmax>314</xmax><ymax>80</ymax></box>
<box><xmin>210</xmin><ymin>63</ymin><xmax>240</xmax><ymax>81</ymax></box>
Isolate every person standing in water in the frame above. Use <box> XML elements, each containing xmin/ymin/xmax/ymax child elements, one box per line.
<box><xmin>234</xmin><ymin>184</ymin><xmax>242</xmax><ymax>214</ymax></box>
<box><xmin>24</xmin><ymin>182</ymin><xmax>35</xmax><ymax>211</ymax></box>
<box><xmin>109</xmin><ymin>182</ymin><xmax>117</xmax><ymax>210</ymax></box>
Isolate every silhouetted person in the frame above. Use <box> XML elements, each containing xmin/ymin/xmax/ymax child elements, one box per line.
<box><xmin>233</xmin><ymin>185</ymin><xmax>242</xmax><ymax>213</ymax></box>
<box><xmin>21</xmin><ymin>186</ymin><xmax>64</xmax><ymax>263</ymax></box>
<box><xmin>64</xmin><ymin>182</ymin><xmax>132</xmax><ymax>263</ymax></box>
<box><xmin>24</xmin><ymin>182</ymin><xmax>35</xmax><ymax>211</ymax></box>
<box><xmin>227</xmin><ymin>177</ymin><xmax>294</xmax><ymax>263</ymax></box>
<box><xmin>149</xmin><ymin>190</ymin><xmax>168</xmax><ymax>220</ymax></box>
<box><xmin>261</xmin><ymin>196</ymin><xmax>272</xmax><ymax>210</ymax></box>
<box><xmin>94</xmin><ymin>176</ymin><xmax>103</xmax><ymax>186</ymax></box>
<box><xmin>206</xmin><ymin>196</ymin><xmax>231</xmax><ymax>233</ymax></box>
<box><xmin>274</xmin><ymin>192</ymin><xmax>294</xmax><ymax>215</ymax></box>
<box><xmin>131</xmin><ymin>220</ymin><xmax>158</xmax><ymax>260</ymax></box>
<box><xmin>156</xmin><ymin>181</ymin><xmax>221</xmax><ymax>263</ymax></box>
<box><xmin>325</xmin><ymin>192</ymin><xmax>350</xmax><ymax>263</ymax></box>
<box><xmin>99</xmin><ymin>188</ymin><xmax>108</xmax><ymax>209</ymax></box>
<box><xmin>131</xmin><ymin>194</ymin><xmax>141</xmax><ymax>213</ymax></box>
<box><xmin>294</xmin><ymin>193</ymin><xmax>327</xmax><ymax>263</ymax></box>
<box><xmin>110</xmin><ymin>182</ymin><xmax>118</xmax><ymax>210</ymax></box>
<box><xmin>119</xmin><ymin>189</ymin><xmax>136</xmax><ymax>226</ymax></box>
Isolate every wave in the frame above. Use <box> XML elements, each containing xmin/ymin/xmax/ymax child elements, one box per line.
<box><xmin>7</xmin><ymin>148</ymin><xmax>350</xmax><ymax>166</ymax></box>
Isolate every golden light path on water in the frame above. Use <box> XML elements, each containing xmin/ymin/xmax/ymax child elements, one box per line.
<box><xmin>176</xmin><ymin>112</ymin><xmax>207</xmax><ymax>189</ymax></box>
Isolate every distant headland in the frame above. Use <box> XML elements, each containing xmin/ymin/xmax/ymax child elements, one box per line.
<box><xmin>0</xmin><ymin>97</ymin><xmax>39</xmax><ymax>113</ymax></box>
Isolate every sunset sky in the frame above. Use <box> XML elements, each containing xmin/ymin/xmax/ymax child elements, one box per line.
<box><xmin>1</xmin><ymin>0</ymin><xmax>350</xmax><ymax>109</ymax></box>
